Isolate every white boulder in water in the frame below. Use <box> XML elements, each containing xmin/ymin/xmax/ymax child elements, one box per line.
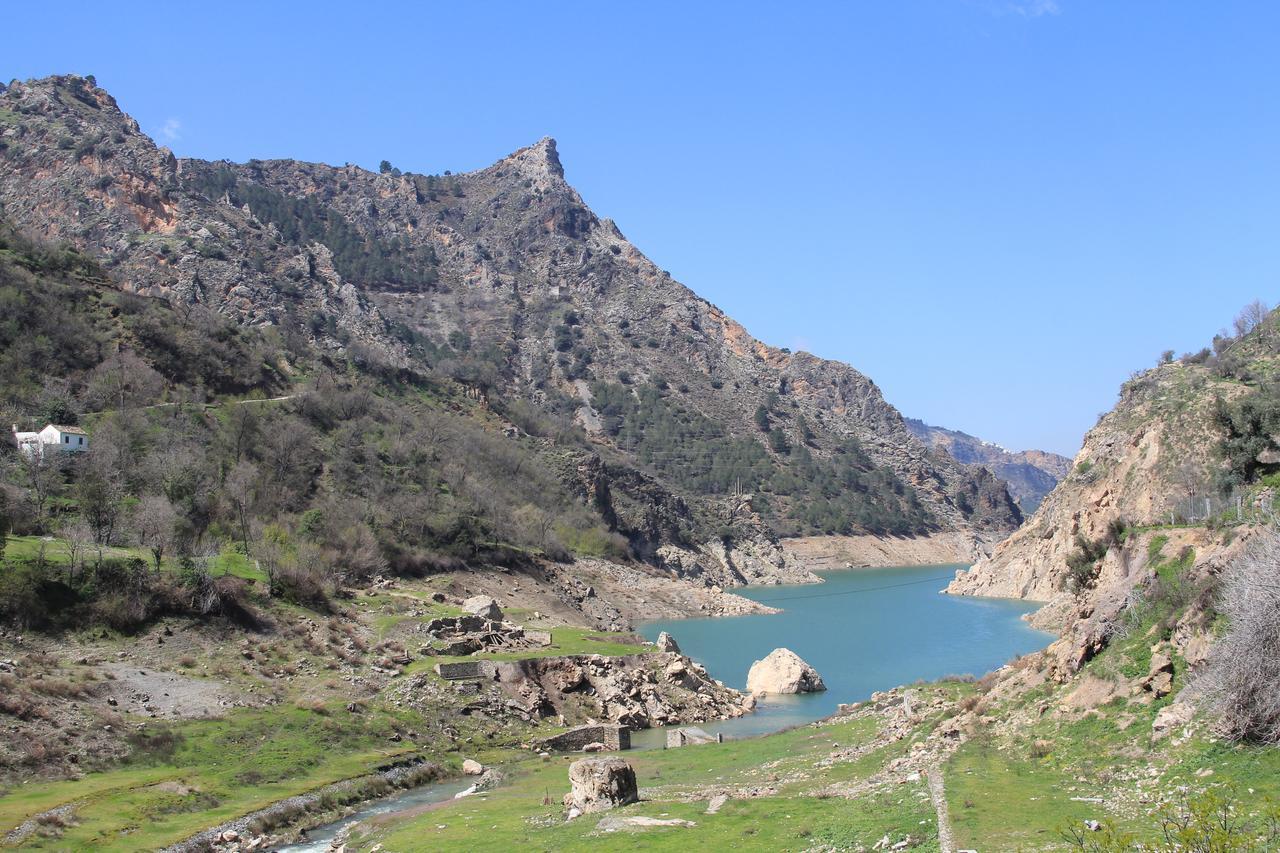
<box><xmin>746</xmin><ymin>648</ymin><xmax>826</xmax><ymax>696</ymax></box>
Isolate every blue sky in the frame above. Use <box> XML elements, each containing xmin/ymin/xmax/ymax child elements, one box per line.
<box><xmin>9</xmin><ymin>2</ymin><xmax>1279</xmax><ymax>455</ymax></box>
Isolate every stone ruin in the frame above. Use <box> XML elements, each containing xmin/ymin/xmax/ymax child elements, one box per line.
<box><xmin>420</xmin><ymin>614</ymin><xmax>553</xmax><ymax>657</ymax></box>
<box><xmin>536</xmin><ymin>723</ymin><xmax>631</xmax><ymax>753</ymax></box>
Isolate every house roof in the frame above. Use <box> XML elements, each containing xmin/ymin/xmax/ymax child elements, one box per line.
<box><xmin>48</xmin><ymin>424</ymin><xmax>88</xmax><ymax>435</ymax></box>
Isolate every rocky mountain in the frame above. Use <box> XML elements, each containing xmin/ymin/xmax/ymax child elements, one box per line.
<box><xmin>0</xmin><ymin>74</ymin><xmax>1019</xmax><ymax>571</ymax></box>
<box><xmin>904</xmin><ymin>418</ymin><xmax>1070</xmax><ymax>512</ymax></box>
<box><xmin>947</xmin><ymin>312</ymin><xmax>1280</xmax><ymax>677</ymax></box>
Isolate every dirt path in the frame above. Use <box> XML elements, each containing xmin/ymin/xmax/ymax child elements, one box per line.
<box><xmin>81</xmin><ymin>394</ymin><xmax>298</xmax><ymax>418</ymax></box>
<box><xmin>926</xmin><ymin>763</ymin><xmax>955</xmax><ymax>853</ymax></box>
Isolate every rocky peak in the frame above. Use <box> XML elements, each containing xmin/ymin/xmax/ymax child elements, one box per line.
<box><xmin>490</xmin><ymin>135</ymin><xmax>565</xmax><ymax>187</ymax></box>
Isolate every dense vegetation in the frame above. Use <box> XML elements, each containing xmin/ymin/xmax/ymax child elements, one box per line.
<box><xmin>590</xmin><ymin>382</ymin><xmax>932</xmax><ymax>536</ymax></box>
<box><xmin>185</xmin><ymin>166</ymin><xmax>441</xmax><ymax>289</ymax></box>
<box><xmin>1213</xmin><ymin>387</ymin><xmax>1280</xmax><ymax>490</ymax></box>
<box><xmin>0</xmin><ymin>220</ymin><xmax>621</xmax><ymax>628</ymax></box>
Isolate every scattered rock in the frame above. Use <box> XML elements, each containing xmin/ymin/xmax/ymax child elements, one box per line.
<box><xmin>563</xmin><ymin>757</ymin><xmax>639</xmax><ymax>815</ymax></box>
<box><xmin>745</xmin><ymin>648</ymin><xmax>826</xmax><ymax>696</ymax></box>
<box><xmin>462</xmin><ymin>758</ymin><xmax>484</xmax><ymax>775</ymax></box>
<box><xmin>596</xmin><ymin>815</ymin><xmax>696</xmax><ymax>831</ymax></box>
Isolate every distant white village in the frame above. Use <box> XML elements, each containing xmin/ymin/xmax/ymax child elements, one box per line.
<box><xmin>11</xmin><ymin>423</ymin><xmax>89</xmax><ymax>458</ymax></box>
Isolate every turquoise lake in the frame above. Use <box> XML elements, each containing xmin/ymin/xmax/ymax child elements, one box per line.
<box><xmin>635</xmin><ymin>564</ymin><xmax>1052</xmax><ymax>744</ymax></box>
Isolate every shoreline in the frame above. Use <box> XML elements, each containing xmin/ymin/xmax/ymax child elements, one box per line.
<box><xmin>782</xmin><ymin>531</ymin><xmax>996</xmax><ymax>572</ymax></box>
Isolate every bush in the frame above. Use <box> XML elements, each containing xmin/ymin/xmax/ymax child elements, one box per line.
<box><xmin>1062</xmin><ymin>788</ymin><xmax>1280</xmax><ymax>850</ymax></box>
<box><xmin>1064</xmin><ymin>534</ymin><xmax>1109</xmax><ymax>593</ymax></box>
<box><xmin>1214</xmin><ymin>387</ymin><xmax>1280</xmax><ymax>490</ymax></box>
<box><xmin>271</xmin><ymin>564</ymin><xmax>331</xmax><ymax>611</ymax></box>
<box><xmin>1201</xmin><ymin>531</ymin><xmax>1280</xmax><ymax>743</ymax></box>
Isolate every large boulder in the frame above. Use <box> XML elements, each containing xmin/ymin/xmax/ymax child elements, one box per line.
<box><xmin>746</xmin><ymin>648</ymin><xmax>826</xmax><ymax>696</ymax></box>
<box><xmin>563</xmin><ymin>757</ymin><xmax>639</xmax><ymax>815</ymax></box>
<box><xmin>1151</xmin><ymin>701</ymin><xmax>1194</xmax><ymax>741</ymax></box>
<box><xmin>656</xmin><ymin>631</ymin><xmax>681</xmax><ymax>653</ymax></box>
<box><xmin>462</xmin><ymin>595</ymin><xmax>504</xmax><ymax>620</ymax></box>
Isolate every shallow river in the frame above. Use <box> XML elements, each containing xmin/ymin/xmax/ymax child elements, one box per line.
<box><xmin>633</xmin><ymin>564</ymin><xmax>1052</xmax><ymax>744</ymax></box>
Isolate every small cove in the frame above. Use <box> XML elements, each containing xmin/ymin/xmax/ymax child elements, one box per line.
<box><xmin>634</xmin><ymin>564</ymin><xmax>1052</xmax><ymax>745</ymax></box>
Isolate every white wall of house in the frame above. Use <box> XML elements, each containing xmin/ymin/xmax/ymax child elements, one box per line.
<box><xmin>11</xmin><ymin>424</ymin><xmax>88</xmax><ymax>457</ymax></box>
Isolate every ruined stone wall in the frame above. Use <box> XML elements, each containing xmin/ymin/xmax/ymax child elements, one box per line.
<box><xmin>435</xmin><ymin>661</ymin><xmax>496</xmax><ymax>681</ymax></box>
<box><xmin>537</xmin><ymin>724</ymin><xmax>631</xmax><ymax>752</ymax></box>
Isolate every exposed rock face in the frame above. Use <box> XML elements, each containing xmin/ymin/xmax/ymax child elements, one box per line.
<box><xmin>0</xmin><ymin>74</ymin><xmax>1021</xmax><ymax>570</ymax></box>
<box><xmin>946</xmin><ymin>354</ymin><xmax>1250</xmax><ymax>625</ymax></box>
<box><xmin>746</xmin><ymin>648</ymin><xmax>826</xmax><ymax>696</ymax></box>
<box><xmin>781</xmin><ymin>531</ymin><xmax>994</xmax><ymax>569</ymax></box>
<box><xmin>564</xmin><ymin>757</ymin><xmax>638</xmax><ymax>814</ymax></box>
<box><xmin>905</xmin><ymin>418</ymin><xmax>1070</xmax><ymax>513</ymax></box>
<box><xmin>947</xmin><ymin>328</ymin><xmax>1280</xmax><ymax>683</ymax></box>
<box><xmin>461</xmin><ymin>596</ymin><xmax>504</xmax><ymax>621</ymax></box>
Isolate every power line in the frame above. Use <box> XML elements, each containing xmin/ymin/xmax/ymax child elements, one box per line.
<box><xmin>746</xmin><ymin>572</ymin><xmax>958</xmax><ymax>604</ymax></box>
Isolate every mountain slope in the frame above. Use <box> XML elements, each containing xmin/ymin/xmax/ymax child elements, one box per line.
<box><xmin>947</xmin><ymin>311</ymin><xmax>1280</xmax><ymax>679</ymax></box>
<box><xmin>904</xmin><ymin>418</ymin><xmax>1070</xmax><ymax>512</ymax></box>
<box><xmin>0</xmin><ymin>74</ymin><xmax>1019</xmax><ymax>561</ymax></box>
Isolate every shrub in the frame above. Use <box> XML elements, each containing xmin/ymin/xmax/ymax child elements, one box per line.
<box><xmin>1064</xmin><ymin>534</ymin><xmax>1109</xmax><ymax>593</ymax></box>
<box><xmin>271</xmin><ymin>564</ymin><xmax>331</xmax><ymax>611</ymax></box>
<box><xmin>1214</xmin><ymin>388</ymin><xmax>1280</xmax><ymax>490</ymax></box>
<box><xmin>1201</xmin><ymin>531</ymin><xmax>1280</xmax><ymax>743</ymax></box>
<box><xmin>1062</xmin><ymin>789</ymin><xmax>1280</xmax><ymax>850</ymax></box>
<box><xmin>125</xmin><ymin>723</ymin><xmax>184</xmax><ymax>763</ymax></box>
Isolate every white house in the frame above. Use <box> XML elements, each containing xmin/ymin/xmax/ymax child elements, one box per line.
<box><xmin>11</xmin><ymin>424</ymin><xmax>89</xmax><ymax>458</ymax></box>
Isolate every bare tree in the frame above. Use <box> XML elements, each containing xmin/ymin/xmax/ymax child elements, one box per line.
<box><xmin>1233</xmin><ymin>299</ymin><xmax>1271</xmax><ymax>341</ymax></box>
<box><xmin>132</xmin><ymin>494</ymin><xmax>177</xmax><ymax>573</ymax></box>
<box><xmin>224</xmin><ymin>461</ymin><xmax>259</xmax><ymax>553</ymax></box>
<box><xmin>76</xmin><ymin>461</ymin><xmax>125</xmax><ymax>545</ymax></box>
<box><xmin>514</xmin><ymin>503</ymin><xmax>555</xmax><ymax>551</ymax></box>
<box><xmin>224</xmin><ymin>404</ymin><xmax>260</xmax><ymax>464</ymax></box>
<box><xmin>85</xmin><ymin>349</ymin><xmax>165</xmax><ymax>412</ymax></box>
<box><xmin>59</xmin><ymin>519</ymin><xmax>95</xmax><ymax>581</ymax></box>
<box><xmin>0</xmin><ymin>490</ymin><xmax>10</xmax><ymax>563</ymax></box>
<box><xmin>1201</xmin><ymin>529</ymin><xmax>1280</xmax><ymax>743</ymax></box>
<box><xmin>15</xmin><ymin>451</ymin><xmax>65</xmax><ymax>532</ymax></box>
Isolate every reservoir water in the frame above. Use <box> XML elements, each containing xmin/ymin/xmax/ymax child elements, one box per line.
<box><xmin>635</xmin><ymin>564</ymin><xmax>1052</xmax><ymax>744</ymax></box>
<box><xmin>273</xmin><ymin>564</ymin><xmax>1049</xmax><ymax>846</ymax></box>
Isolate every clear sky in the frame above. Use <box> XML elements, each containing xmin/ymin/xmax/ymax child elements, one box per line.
<box><xmin>8</xmin><ymin>2</ymin><xmax>1279</xmax><ymax>455</ymax></box>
